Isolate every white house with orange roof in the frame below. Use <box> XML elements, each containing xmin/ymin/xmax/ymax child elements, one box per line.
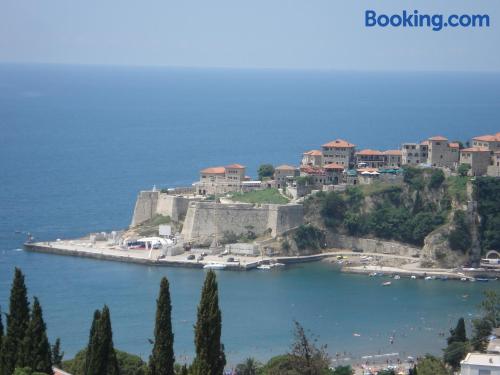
<box><xmin>427</xmin><ymin>135</ymin><xmax>460</xmax><ymax>168</ymax></box>
<box><xmin>460</xmin><ymin>147</ymin><xmax>492</xmax><ymax>176</ymax></box>
<box><xmin>274</xmin><ymin>165</ymin><xmax>299</xmax><ymax>189</ymax></box>
<box><xmin>321</xmin><ymin>139</ymin><xmax>356</xmax><ymax>168</ymax></box>
<box><xmin>195</xmin><ymin>163</ymin><xmax>247</xmax><ymax>195</ymax></box>
<box><xmin>301</xmin><ymin>150</ymin><xmax>323</xmax><ymax>167</ymax></box>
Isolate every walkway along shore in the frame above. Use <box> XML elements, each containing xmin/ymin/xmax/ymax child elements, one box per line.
<box><xmin>23</xmin><ymin>240</ymin><xmax>500</xmax><ymax>280</ymax></box>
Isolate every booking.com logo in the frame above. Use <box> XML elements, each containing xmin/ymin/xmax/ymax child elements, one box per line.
<box><xmin>365</xmin><ymin>10</ymin><xmax>490</xmax><ymax>31</ymax></box>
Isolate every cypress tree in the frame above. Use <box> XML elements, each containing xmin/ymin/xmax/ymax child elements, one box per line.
<box><xmin>149</xmin><ymin>277</ymin><xmax>175</xmax><ymax>375</ymax></box>
<box><xmin>21</xmin><ymin>297</ymin><xmax>53</xmax><ymax>374</ymax></box>
<box><xmin>191</xmin><ymin>270</ymin><xmax>226</xmax><ymax>375</ymax></box>
<box><xmin>2</xmin><ymin>268</ymin><xmax>31</xmax><ymax>375</ymax></box>
<box><xmin>51</xmin><ymin>338</ymin><xmax>64</xmax><ymax>368</ymax></box>
<box><xmin>447</xmin><ymin>317</ymin><xmax>467</xmax><ymax>345</ymax></box>
<box><xmin>84</xmin><ymin>306</ymin><xmax>119</xmax><ymax>375</ymax></box>
<box><xmin>84</xmin><ymin>310</ymin><xmax>101</xmax><ymax>375</ymax></box>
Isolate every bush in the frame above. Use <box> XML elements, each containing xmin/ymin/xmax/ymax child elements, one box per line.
<box><xmin>475</xmin><ymin>177</ymin><xmax>500</xmax><ymax>251</ymax></box>
<box><xmin>258</xmin><ymin>164</ymin><xmax>275</xmax><ymax>180</ymax></box>
<box><xmin>429</xmin><ymin>169</ymin><xmax>445</xmax><ymax>189</ymax></box>
<box><xmin>320</xmin><ymin>192</ymin><xmax>346</xmax><ymax>228</ymax></box>
<box><xmin>458</xmin><ymin>163</ymin><xmax>471</xmax><ymax>177</ymax></box>
<box><xmin>403</xmin><ymin>166</ymin><xmax>425</xmax><ymax>190</ymax></box>
<box><xmin>293</xmin><ymin>225</ymin><xmax>325</xmax><ymax>251</ymax></box>
<box><xmin>448</xmin><ymin>211</ymin><xmax>472</xmax><ymax>252</ymax></box>
<box><xmin>62</xmin><ymin>349</ymin><xmax>147</xmax><ymax>375</ymax></box>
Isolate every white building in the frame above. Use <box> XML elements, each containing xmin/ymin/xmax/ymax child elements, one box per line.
<box><xmin>460</xmin><ymin>353</ymin><xmax>500</xmax><ymax>375</ymax></box>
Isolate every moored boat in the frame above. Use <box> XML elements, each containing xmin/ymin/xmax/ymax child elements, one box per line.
<box><xmin>203</xmin><ymin>263</ymin><xmax>226</xmax><ymax>270</ymax></box>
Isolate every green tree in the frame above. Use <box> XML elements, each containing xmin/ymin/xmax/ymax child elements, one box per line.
<box><xmin>429</xmin><ymin>169</ymin><xmax>445</xmax><ymax>189</ymax></box>
<box><xmin>259</xmin><ymin>355</ymin><xmax>299</xmax><ymax>375</ymax></box>
<box><xmin>293</xmin><ymin>225</ymin><xmax>325</xmax><ymax>251</ymax></box>
<box><xmin>51</xmin><ymin>338</ymin><xmax>64</xmax><ymax>368</ymax></box>
<box><xmin>63</xmin><ymin>349</ymin><xmax>147</xmax><ymax>375</ymax></box>
<box><xmin>20</xmin><ymin>298</ymin><xmax>53</xmax><ymax>374</ymax></box>
<box><xmin>191</xmin><ymin>270</ymin><xmax>226</xmax><ymax>375</ymax></box>
<box><xmin>2</xmin><ymin>268</ymin><xmax>31</xmax><ymax>375</ymax></box>
<box><xmin>447</xmin><ymin>317</ymin><xmax>467</xmax><ymax>345</ymax></box>
<box><xmin>258</xmin><ymin>164</ymin><xmax>275</xmax><ymax>180</ymax></box>
<box><xmin>458</xmin><ymin>164</ymin><xmax>470</xmax><ymax>177</ymax></box>
<box><xmin>331</xmin><ymin>365</ymin><xmax>353</xmax><ymax>375</ymax></box>
<box><xmin>448</xmin><ymin>211</ymin><xmax>472</xmax><ymax>252</ymax></box>
<box><xmin>149</xmin><ymin>277</ymin><xmax>175</xmax><ymax>375</ymax></box>
<box><xmin>415</xmin><ymin>355</ymin><xmax>449</xmax><ymax>375</ymax></box>
<box><xmin>288</xmin><ymin>321</ymin><xmax>330</xmax><ymax>375</ymax></box>
<box><xmin>443</xmin><ymin>341</ymin><xmax>469</xmax><ymax>371</ymax></box>
<box><xmin>84</xmin><ymin>306</ymin><xmax>119</xmax><ymax>375</ymax></box>
<box><xmin>235</xmin><ymin>357</ymin><xmax>260</xmax><ymax>375</ymax></box>
<box><xmin>471</xmin><ymin>290</ymin><xmax>500</xmax><ymax>351</ymax></box>
<box><xmin>321</xmin><ymin>192</ymin><xmax>346</xmax><ymax>227</ymax></box>
<box><xmin>179</xmin><ymin>365</ymin><xmax>188</xmax><ymax>375</ymax></box>
<box><xmin>377</xmin><ymin>370</ymin><xmax>395</xmax><ymax>375</ymax></box>
<box><xmin>0</xmin><ymin>306</ymin><xmax>4</xmax><ymax>375</ymax></box>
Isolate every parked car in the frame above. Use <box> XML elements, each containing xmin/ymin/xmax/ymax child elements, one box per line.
<box><xmin>187</xmin><ymin>254</ymin><xmax>195</xmax><ymax>260</ymax></box>
<box><xmin>227</xmin><ymin>257</ymin><xmax>235</xmax><ymax>262</ymax></box>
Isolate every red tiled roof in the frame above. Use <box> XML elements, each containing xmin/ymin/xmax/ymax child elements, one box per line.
<box><xmin>356</xmin><ymin>149</ymin><xmax>383</xmax><ymax>156</ymax></box>
<box><xmin>322</xmin><ymin>139</ymin><xmax>356</xmax><ymax>148</ymax></box>
<box><xmin>383</xmin><ymin>149</ymin><xmax>402</xmax><ymax>156</ymax></box>
<box><xmin>225</xmin><ymin>164</ymin><xmax>245</xmax><ymax>169</ymax></box>
<box><xmin>357</xmin><ymin>168</ymin><xmax>379</xmax><ymax>173</ymax></box>
<box><xmin>420</xmin><ymin>140</ymin><xmax>429</xmax><ymax>146</ymax></box>
<box><xmin>275</xmin><ymin>164</ymin><xmax>297</xmax><ymax>170</ymax></box>
<box><xmin>300</xmin><ymin>166</ymin><xmax>325</xmax><ymax>175</ymax></box>
<box><xmin>428</xmin><ymin>136</ymin><xmax>448</xmax><ymax>141</ymax></box>
<box><xmin>461</xmin><ymin>147</ymin><xmax>490</xmax><ymax>153</ymax></box>
<box><xmin>449</xmin><ymin>142</ymin><xmax>460</xmax><ymax>148</ymax></box>
<box><xmin>473</xmin><ymin>132</ymin><xmax>500</xmax><ymax>142</ymax></box>
<box><xmin>303</xmin><ymin>150</ymin><xmax>323</xmax><ymax>156</ymax></box>
<box><xmin>201</xmin><ymin>166</ymin><xmax>226</xmax><ymax>174</ymax></box>
<box><xmin>323</xmin><ymin>163</ymin><xmax>344</xmax><ymax>170</ymax></box>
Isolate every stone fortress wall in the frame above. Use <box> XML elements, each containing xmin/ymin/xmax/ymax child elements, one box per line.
<box><xmin>130</xmin><ymin>191</ymin><xmax>304</xmax><ymax>243</ymax></box>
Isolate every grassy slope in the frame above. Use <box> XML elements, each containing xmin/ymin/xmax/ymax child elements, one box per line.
<box><xmin>230</xmin><ymin>188</ymin><xmax>290</xmax><ymax>204</ymax></box>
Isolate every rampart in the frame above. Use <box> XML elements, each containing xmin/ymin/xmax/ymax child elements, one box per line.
<box><xmin>181</xmin><ymin>202</ymin><xmax>303</xmax><ymax>244</ymax></box>
<box><xmin>130</xmin><ymin>191</ymin><xmax>194</xmax><ymax>226</ymax></box>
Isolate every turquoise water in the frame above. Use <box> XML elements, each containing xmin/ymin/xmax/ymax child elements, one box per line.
<box><xmin>1</xmin><ymin>64</ymin><xmax>500</xmax><ymax>364</ymax></box>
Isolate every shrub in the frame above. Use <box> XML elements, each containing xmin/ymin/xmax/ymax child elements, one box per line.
<box><xmin>320</xmin><ymin>192</ymin><xmax>346</xmax><ymax>228</ymax></box>
<box><xmin>293</xmin><ymin>225</ymin><xmax>325</xmax><ymax>250</ymax></box>
<box><xmin>428</xmin><ymin>169</ymin><xmax>445</xmax><ymax>189</ymax></box>
<box><xmin>448</xmin><ymin>211</ymin><xmax>472</xmax><ymax>252</ymax></box>
<box><xmin>458</xmin><ymin>163</ymin><xmax>471</xmax><ymax>177</ymax></box>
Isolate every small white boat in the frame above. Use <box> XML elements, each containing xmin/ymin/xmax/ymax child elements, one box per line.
<box><xmin>271</xmin><ymin>262</ymin><xmax>285</xmax><ymax>268</ymax></box>
<box><xmin>203</xmin><ymin>263</ymin><xmax>226</xmax><ymax>270</ymax></box>
<box><xmin>382</xmin><ymin>281</ymin><xmax>392</xmax><ymax>286</ymax></box>
<box><xmin>257</xmin><ymin>264</ymin><xmax>272</xmax><ymax>270</ymax></box>
<box><xmin>410</xmin><ymin>275</ymin><xmax>417</xmax><ymax>279</ymax></box>
<box><xmin>424</xmin><ymin>276</ymin><xmax>434</xmax><ymax>280</ymax></box>
<box><xmin>460</xmin><ymin>277</ymin><xmax>468</xmax><ymax>281</ymax></box>
<box><xmin>393</xmin><ymin>275</ymin><xmax>401</xmax><ymax>280</ymax></box>
<box><xmin>369</xmin><ymin>272</ymin><xmax>377</xmax><ymax>277</ymax></box>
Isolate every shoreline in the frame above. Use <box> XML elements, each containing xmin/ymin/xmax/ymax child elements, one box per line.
<box><xmin>23</xmin><ymin>240</ymin><xmax>499</xmax><ymax>280</ymax></box>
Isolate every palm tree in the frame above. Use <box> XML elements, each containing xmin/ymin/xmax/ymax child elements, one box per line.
<box><xmin>235</xmin><ymin>357</ymin><xmax>260</xmax><ymax>375</ymax></box>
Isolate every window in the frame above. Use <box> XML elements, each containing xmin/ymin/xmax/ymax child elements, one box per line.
<box><xmin>478</xmin><ymin>369</ymin><xmax>491</xmax><ymax>375</ymax></box>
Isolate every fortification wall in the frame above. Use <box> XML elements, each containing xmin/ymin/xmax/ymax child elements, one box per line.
<box><xmin>131</xmin><ymin>191</ymin><xmax>159</xmax><ymax>227</ymax></box>
<box><xmin>329</xmin><ymin>234</ymin><xmax>421</xmax><ymax>257</ymax></box>
<box><xmin>181</xmin><ymin>202</ymin><xmax>304</xmax><ymax>243</ymax></box>
<box><xmin>131</xmin><ymin>191</ymin><xmax>192</xmax><ymax>227</ymax></box>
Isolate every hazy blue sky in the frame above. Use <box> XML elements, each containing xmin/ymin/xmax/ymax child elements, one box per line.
<box><xmin>1</xmin><ymin>0</ymin><xmax>499</xmax><ymax>71</ymax></box>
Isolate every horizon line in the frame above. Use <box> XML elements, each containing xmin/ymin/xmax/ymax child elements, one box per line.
<box><xmin>1</xmin><ymin>60</ymin><xmax>500</xmax><ymax>74</ymax></box>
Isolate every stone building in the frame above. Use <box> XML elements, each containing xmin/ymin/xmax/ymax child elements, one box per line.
<box><xmin>383</xmin><ymin>150</ymin><xmax>402</xmax><ymax>168</ymax></box>
<box><xmin>487</xmin><ymin>152</ymin><xmax>500</xmax><ymax>177</ymax></box>
<box><xmin>301</xmin><ymin>150</ymin><xmax>323</xmax><ymax>167</ymax></box>
<box><xmin>427</xmin><ymin>136</ymin><xmax>459</xmax><ymax>168</ymax></box>
<box><xmin>460</xmin><ymin>352</ymin><xmax>500</xmax><ymax>375</ymax></box>
<box><xmin>460</xmin><ymin>147</ymin><xmax>492</xmax><ymax>176</ymax></box>
<box><xmin>321</xmin><ymin>139</ymin><xmax>356</xmax><ymax>168</ymax></box>
<box><xmin>401</xmin><ymin>142</ymin><xmax>429</xmax><ymax>165</ymax></box>
<box><xmin>355</xmin><ymin>149</ymin><xmax>385</xmax><ymax>168</ymax></box>
<box><xmin>323</xmin><ymin>163</ymin><xmax>344</xmax><ymax>185</ymax></box>
<box><xmin>472</xmin><ymin>132</ymin><xmax>500</xmax><ymax>152</ymax></box>
<box><xmin>274</xmin><ymin>165</ymin><xmax>299</xmax><ymax>189</ymax></box>
<box><xmin>195</xmin><ymin>163</ymin><xmax>246</xmax><ymax>195</ymax></box>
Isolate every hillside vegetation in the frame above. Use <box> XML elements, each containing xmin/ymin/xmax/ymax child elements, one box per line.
<box><xmin>229</xmin><ymin>188</ymin><xmax>290</xmax><ymax>204</ymax></box>
<box><xmin>301</xmin><ymin>168</ymin><xmax>481</xmax><ymax>257</ymax></box>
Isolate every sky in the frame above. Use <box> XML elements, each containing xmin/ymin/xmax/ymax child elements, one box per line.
<box><xmin>1</xmin><ymin>0</ymin><xmax>499</xmax><ymax>71</ymax></box>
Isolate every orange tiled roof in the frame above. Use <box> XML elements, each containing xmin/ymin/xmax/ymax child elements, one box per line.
<box><xmin>420</xmin><ymin>140</ymin><xmax>429</xmax><ymax>146</ymax></box>
<box><xmin>300</xmin><ymin>166</ymin><xmax>325</xmax><ymax>175</ymax></box>
<box><xmin>357</xmin><ymin>167</ymin><xmax>379</xmax><ymax>173</ymax></box>
<box><xmin>383</xmin><ymin>149</ymin><xmax>402</xmax><ymax>156</ymax></box>
<box><xmin>303</xmin><ymin>150</ymin><xmax>322</xmax><ymax>156</ymax></box>
<box><xmin>225</xmin><ymin>163</ymin><xmax>245</xmax><ymax>169</ymax></box>
<box><xmin>323</xmin><ymin>163</ymin><xmax>344</xmax><ymax>170</ymax></box>
<box><xmin>322</xmin><ymin>139</ymin><xmax>356</xmax><ymax>148</ymax></box>
<box><xmin>356</xmin><ymin>149</ymin><xmax>383</xmax><ymax>156</ymax></box>
<box><xmin>461</xmin><ymin>147</ymin><xmax>490</xmax><ymax>153</ymax></box>
<box><xmin>428</xmin><ymin>135</ymin><xmax>448</xmax><ymax>141</ymax></box>
<box><xmin>449</xmin><ymin>142</ymin><xmax>460</xmax><ymax>148</ymax></box>
<box><xmin>275</xmin><ymin>164</ymin><xmax>297</xmax><ymax>170</ymax></box>
<box><xmin>201</xmin><ymin>166</ymin><xmax>226</xmax><ymax>174</ymax></box>
<box><xmin>473</xmin><ymin>132</ymin><xmax>500</xmax><ymax>142</ymax></box>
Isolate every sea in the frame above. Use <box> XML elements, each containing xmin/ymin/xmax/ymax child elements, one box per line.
<box><xmin>0</xmin><ymin>63</ymin><xmax>499</xmax><ymax>365</ymax></box>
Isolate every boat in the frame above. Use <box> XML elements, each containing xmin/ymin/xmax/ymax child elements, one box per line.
<box><xmin>410</xmin><ymin>275</ymin><xmax>417</xmax><ymax>279</ymax></box>
<box><xmin>476</xmin><ymin>278</ymin><xmax>490</xmax><ymax>282</ymax></box>
<box><xmin>271</xmin><ymin>262</ymin><xmax>285</xmax><ymax>268</ymax></box>
<box><xmin>369</xmin><ymin>272</ymin><xmax>377</xmax><ymax>277</ymax></box>
<box><xmin>382</xmin><ymin>281</ymin><xmax>392</xmax><ymax>286</ymax></box>
<box><xmin>393</xmin><ymin>275</ymin><xmax>401</xmax><ymax>280</ymax></box>
<box><xmin>257</xmin><ymin>264</ymin><xmax>272</xmax><ymax>270</ymax></box>
<box><xmin>203</xmin><ymin>263</ymin><xmax>226</xmax><ymax>270</ymax></box>
<box><xmin>424</xmin><ymin>276</ymin><xmax>434</xmax><ymax>280</ymax></box>
<box><xmin>460</xmin><ymin>277</ymin><xmax>468</xmax><ymax>281</ymax></box>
